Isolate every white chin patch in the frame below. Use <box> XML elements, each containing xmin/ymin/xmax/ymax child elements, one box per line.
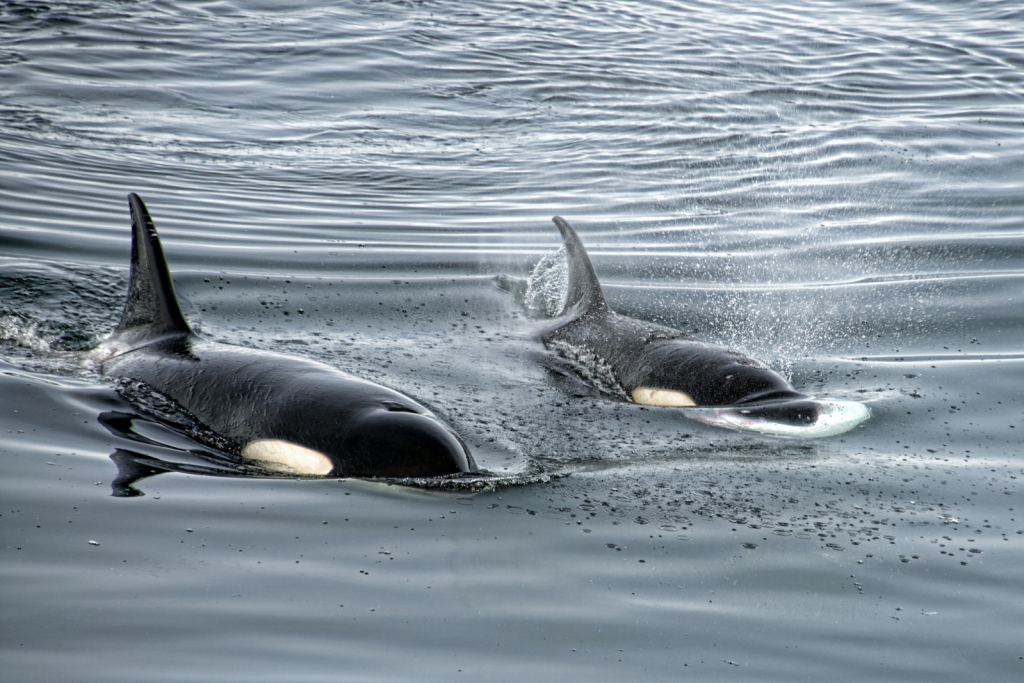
<box><xmin>242</xmin><ymin>439</ymin><xmax>334</xmax><ymax>476</ymax></box>
<box><xmin>632</xmin><ymin>387</ymin><xmax>697</xmax><ymax>407</ymax></box>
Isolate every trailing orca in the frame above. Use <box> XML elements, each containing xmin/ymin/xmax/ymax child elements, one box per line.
<box><xmin>98</xmin><ymin>194</ymin><xmax>476</xmax><ymax>477</ymax></box>
<box><xmin>541</xmin><ymin>217</ymin><xmax>869</xmax><ymax>437</ymax></box>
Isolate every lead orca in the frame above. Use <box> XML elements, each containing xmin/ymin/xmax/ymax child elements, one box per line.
<box><xmin>98</xmin><ymin>194</ymin><xmax>476</xmax><ymax>477</ymax></box>
<box><xmin>541</xmin><ymin>217</ymin><xmax>869</xmax><ymax>437</ymax></box>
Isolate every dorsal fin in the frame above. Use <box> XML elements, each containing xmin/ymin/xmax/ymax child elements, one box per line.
<box><xmin>552</xmin><ymin>216</ymin><xmax>608</xmax><ymax>316</ymax></box>
<box><xmin>111</xmin><ymin>193</ymin><xmax>193</xmax><ymax>347</ymax></box>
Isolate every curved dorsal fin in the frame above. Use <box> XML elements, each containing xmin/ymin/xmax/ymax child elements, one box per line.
<box><xmin>111</xmin><ymin>194</ymin><xmax>193</xmax><ymax>347</ymax></box>
<box><xmin>552</xmin><ymin>216</ymin><xmax>607</xmax><ymax>316</ymax></box>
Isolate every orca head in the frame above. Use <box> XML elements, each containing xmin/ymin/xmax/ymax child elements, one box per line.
<box><xmin>633</xmin><ymin>340</ymin><xmax>807</xmax><ymax>407</ymax></box>
<box><xmin>243</xmin><ymin>406</ymin><xmax>475</xmax><ymax>478</ymax></box>
<box><xmin>339</xmin><ymin>405</ymin><xmax>476</xmax><ymax>478</ymax></box>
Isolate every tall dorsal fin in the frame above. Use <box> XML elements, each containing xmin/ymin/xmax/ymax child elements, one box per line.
<box><xmin>552</xmin><ymin>216</ymin><xmax>608</xmax><ymax>316</ymax></box>
<box><xmin>111</xmin><ymin>193</ymin><xmax>193</xmax><ymax>347</ymax></box>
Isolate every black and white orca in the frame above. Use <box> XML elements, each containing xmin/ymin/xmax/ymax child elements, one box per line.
<box><xmin>98</xmin><ymin>194</ymin><xmax>476</xmax><ymax>477</ymax></box>
<box><xmin>541</xmin><ymin>217</ymin><xmax>868</xmax><ymax>437</ymax></box>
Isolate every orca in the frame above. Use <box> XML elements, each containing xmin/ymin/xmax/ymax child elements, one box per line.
<box><xmin>541</xmin><ymin>217</ymin><xmax>869</xmax><ymax>437</ymax></box>
<box><xmin>98</xmin><ymin>194</ymin><xmax>476</xmax><ymax>477</ymax></box>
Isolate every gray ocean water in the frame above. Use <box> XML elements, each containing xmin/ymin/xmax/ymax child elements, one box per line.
<box><xmin>2</xmin><ymin>1</ymin><xmax>1023</xmax><ymax>680</ymax></box>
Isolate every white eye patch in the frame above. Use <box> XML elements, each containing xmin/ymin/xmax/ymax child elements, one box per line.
<box><xmin>631</xmin><ymin>387</ymin><xmax>697</xmax><ymax>407</ymax></box>
<box><xmin>242</xmin><ymin>439</ymin><xmax>334</xmax><ymax>476</ymax></box>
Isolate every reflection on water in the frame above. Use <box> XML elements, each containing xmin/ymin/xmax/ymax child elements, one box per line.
<box><xmin>2</xmin><ymin>0</ymin><xmax>1022</xmax><ymax>681</ymax></box>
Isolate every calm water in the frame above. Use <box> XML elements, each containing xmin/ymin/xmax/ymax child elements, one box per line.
<box><xmin>2</xmin><ymin>1</ymin><xmax>1023</xmax><ymax>680</ymax></box>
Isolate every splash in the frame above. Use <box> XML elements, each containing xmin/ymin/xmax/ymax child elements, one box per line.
<box><xmin>0</xmin><ymin>314</ymin><xmax>55</xmax><ymax>353</ymax></box>
<box><xmin>524</xmin><ymin>246</ymin><xmax>567</xmax><ymax>317</ymax></box>
<box><xmin>686</xmin><ymin>399</ymin><xmax>870</xmax><ymax>438</ymax></box>
<box><xmin>382</xmin><ymin>470</ymin><xmax>556</xmax><ymax>493</ymax></box>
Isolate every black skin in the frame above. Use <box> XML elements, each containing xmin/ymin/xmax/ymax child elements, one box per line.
<box><xmin>542</xmin><ymin>217</ymin><xmax>816</xmax><ymax>414</ymax></box>
<box><xmin>547</xmin><ymin>309</ymin><xmax>807</xmax><ymax>406</ymax></box>
<box><xmin>102</xmin><ymin>194</ymin><xmax>475</xmax><ymax>478</ymax></box>
<box><xmin>103</xmin><ymin>335</ymin><xmax>474</xmax><ymax>477</ymax></box>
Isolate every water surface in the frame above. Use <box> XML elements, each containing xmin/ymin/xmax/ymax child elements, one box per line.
<box><xmin>2</xmin><ymin>1</ymin><xmax>1023</xmax><ymax>681</ymax></box>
